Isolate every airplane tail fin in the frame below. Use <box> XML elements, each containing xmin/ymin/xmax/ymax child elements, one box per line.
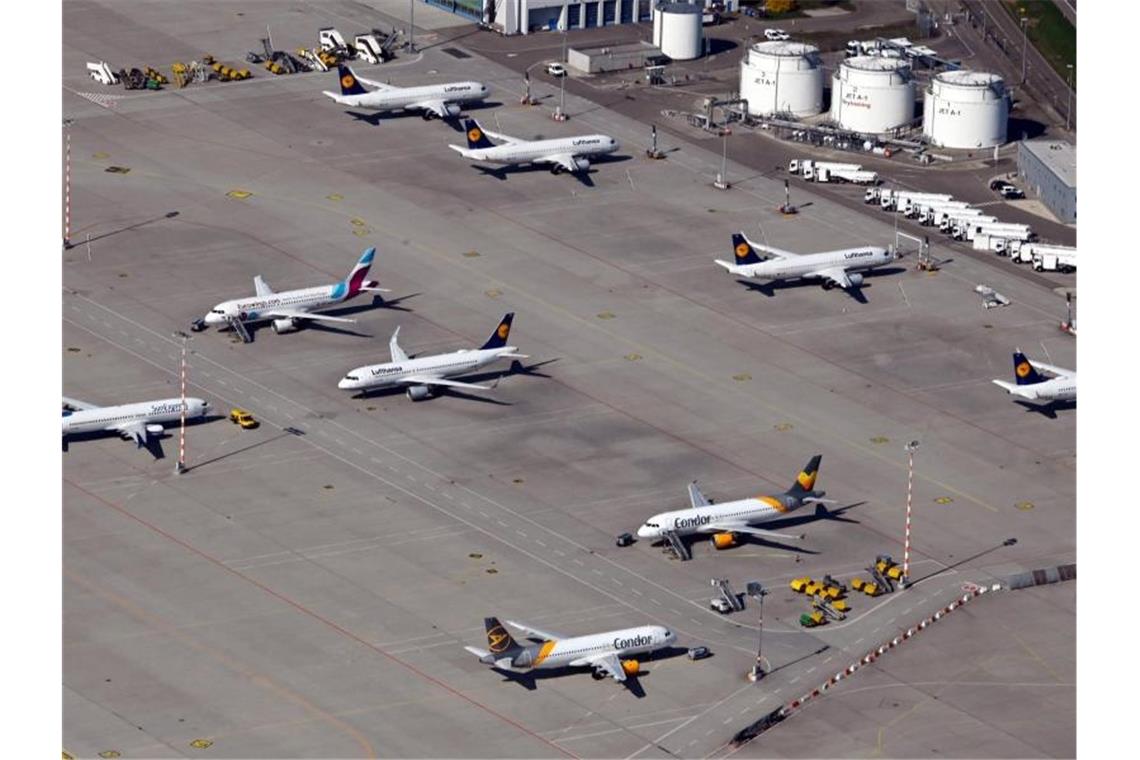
<box><xmin>731</xmin><ymin>232</ymin><xmax>764</xmax><ymax>266</ymax></box>
<box><xmin>480</xmin><ymin>313</ymin><xmax>515</xmax><ymax>350</ymax></box>
<box><xmin>342</xmin><ymin>247</ymin><xmax>376</xmax><ymax>297</ymax></box>
<box><xmin>464</xmin><ymin>119</ymin><xmax>496</xmax><ymax>150</ymax></box>
<box><xmin>337</xmin><ymin>64</ymin><xmax>369</xmax><ymax>96</ymax></box>
<box><xmin>1012</xmin><ymin>350</ymin><xmax>1045</xmax><ymax>385</ymax></box>
<box><xmin>484</xmin><ymin>616</ymin><xmax>523</xmax><ymax>657</ymax></box>
<box><xmin>788</xmin><ymin>455</ymin><xmax>822</xmax><ymax>496</ymax></box>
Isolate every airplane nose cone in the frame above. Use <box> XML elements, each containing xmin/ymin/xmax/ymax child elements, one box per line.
<box><xmin>636</xmin><ymin>525</ymin><xmax>652</xmax><ymax>539</ymax></box>
<box><xmin>337</xmin><ymin>377</ymin><xmax>353</xmax><ymax>390</ymax></box>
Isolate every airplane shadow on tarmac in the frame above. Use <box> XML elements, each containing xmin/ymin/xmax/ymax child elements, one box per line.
<box><xmin>734</xmin><ymin>266</ymin><xmax>908</xmax><ymax>304</ymax></box>
<box><xmin>488</xmin><ymin>645</ymin><xmax>691</xmax><ymax>698</ymax></box>
<box><xmin>62</xmin><ymin>414</ymin><xmax>226</xmax><ymax>460</ymax></box>
<box><xmin>344</xmin><ymin>101</ymin><xmax>505</xmax><ymax>127</ymax></box>
<box><xmin>470</xmin><ymin>154</ymin><xmax>633</xmax><ymax>188</ymax></box>
<box><xmin>1014</xmin><ymin>398</ymin><xmax>1076</xmax><ymax>419</ymax></box>
<box><xmin>347</xmin><ymin>358</ymin><xmax>559</xmax><ymax>406</ymax></box>
<box><xmin>655</xmin><ymin>502</ymin><xmax>867</xmax><ymax>557</ymax></box>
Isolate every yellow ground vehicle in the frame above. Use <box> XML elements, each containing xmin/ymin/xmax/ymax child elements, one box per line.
<box><xmin>229</xmin><ymin>408</ymin><xmax>259</xmax><ymax>429</ymax></box>
<box><xmin>789</xmin><ymin>577</ymin><xmax>812</xmax><ymax>593</ymax></box>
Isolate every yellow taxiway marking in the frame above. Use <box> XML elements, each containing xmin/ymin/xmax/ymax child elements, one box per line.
<box><xmin>225</xmin><ymin>189</ymin><xmax>252</xmax><ymax>199</ymax></box>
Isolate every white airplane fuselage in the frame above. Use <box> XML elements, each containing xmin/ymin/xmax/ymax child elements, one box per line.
<box><xmin>62</xmin><ymin>398</ymin><xmax>209</xmax><ymax>438</ymax></box>
<box><xmin>338</xmin><ymin>347</ymin><xmax>522</xmax><ymax>391</ymax></box>
<box><xmin>205</xmin><ymin>284</ymin><xmax>353</xmax><ymax>327</ymax></box>
<box><xmin>328</xmin><ymin>81</ymin><xmax>488</xmax><ymax>113</ymax></box>
<box><xmin>729</xmin><ymin>247</ymin><xmax>893</xmax><ymax>281</ymax></box>
<box><xmin>996</xmin><ymin>376</ymin><xmax>1077</xmax><ymax>402</ymax></box>
<box><xmin>501</xmin><ymin>625</ymin><xmax>675</xmax><ymax>672</ymax></box>
<box><xmin>456</xmin><ymin>135</ymin><xmax>618</xmax><ymax>167</ymax></box>
<box><xmin>637</xmin><ymin>495</ymin><xmax>800</xmax><ymax>540</ymax></box>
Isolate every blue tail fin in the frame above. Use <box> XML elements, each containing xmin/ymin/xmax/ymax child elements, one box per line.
<box><xmin>1012</xmin><ymin>351</ymin><xmax>1045</xmax><ymax>385</ymax></box>
<box><xmin>731</xmin><ymin>233</ymin><xmax>763</xmax><ymax>265</ymax></box>
<box><xmin>337</xmin><ymin>64</ymin><xmax>368</xmax><ymax>96</ymax></box>
<box><xmin>464</xmin><ymin>119</ymin><xmax>496</xmax><ymax>150</ymax></box>
<box><xmin>480</xmin><ymin>313</ymin><xmax>514</xmax><ymax>350</ymax></box>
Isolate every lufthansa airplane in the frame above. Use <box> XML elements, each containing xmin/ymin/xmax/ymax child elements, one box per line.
<box><xmin>322</xmin><ymin>64</ymin><xmax>488</xmax><ymax>120</ymax></box>
<box><xmin>464</xmin><ymin>617</ymin><xmax>675</xmax><ymax>683</ymax></box>
<box><xmin>637</xmin><ymin>456</ymin><xmax>832</xmax><ymax>549</ymax></box>
<box><xmin>63</xmin><ymin>396</ymin><xmax>209</xmax><ymax>450</ymax></box>
<box><xmin>338</xmin><ymin>313</ymin><xmax>526</xmax><ymax>400</ymax></box>
<box><xmin>204</xmin><ymin>247</ymin><xmax>384</xmax><ymax>335</ymax></box>
<box><xmin>992</xmin><ymin>350</ymin><xmax>1076</xmax><ymax>403</ymax></box>
<box><xmin>715</xmin><ymin>232</ymin><xmax>895</xmax><ymax>293</ymax></box>
<box><xmin>449</xmin><ymin>118</ymin><xmax>619</xmax><ymax>175</ymax></box>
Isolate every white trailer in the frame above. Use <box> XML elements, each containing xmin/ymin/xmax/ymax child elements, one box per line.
<box><xmin>1015</xmin><ymin>243</ymin><xmax>1076</xmax><ymax>265</ymax></box>
<box><xmin>923</xmin><ymin>205</ymin><xmax>981</xmax><ymax>226</ymax></box>
<box><xmin>963</xmin><ymin>221</ymin><xmax>1033</xmax><ymax>243</ymax></box>
<box><xmin>879</xmin><ymin>190</ymin><xmax>953</xmax><ymax>211</ymax></box>
<box><xmin>1033</xmin><ymin>249</ymin><xmax>1077</xmax><ymax>273</ymax></box>
<box><xmin>940</xmin><ymin>212</ymin><xmax>995</xmax><ymax>232</ymax></box>
<box><xmin>811</xmin><ymin>166</ymin><xmax>879</xmax><ymax>184</ymax></box>
<box><xmin>789</xmin><ymin>159</ymin><xmax>862</xmax><ymax>177</ymax></box>
<box><xmin>907</xmin><ymin>199</ymin><xmax>970</xmax><ymax>219</ymax></box>
<box><xmin>972</xmin><ymin>234</ymin><xmax>1011</xmax><ymax>254</ymax></box>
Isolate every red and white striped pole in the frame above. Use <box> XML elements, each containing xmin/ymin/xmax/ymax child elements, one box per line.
<box><xmin>902</xmin><ymin>440</ymin><xmax>919</xmax><ymax>588</ymax></box>
<box><xmin>64</xmin><ymin>127</ymin><xmax>72</xmax><ymax>249</ymax></box>
<box><xmin>176</xmin><ymin>337</ymin><xmax>187</xmax><ymax>474</ymax></box>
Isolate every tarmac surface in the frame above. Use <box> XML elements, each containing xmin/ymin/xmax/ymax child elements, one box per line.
<box><xmin>64</xmin><ymin>3</ymin><xmax>1075</xmax><ymax>758</ymax></box>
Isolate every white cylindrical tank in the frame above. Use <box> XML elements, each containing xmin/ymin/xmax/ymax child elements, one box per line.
<box><xmin>922</xmin><ymin>70</ymin><xmax>1008</xmax><ymax>148</ymax></box>
<box><xmin>653</xmin><ymin>3</ymin><xmax>704</xmax><ymax>61</ymax></box>
<box><xmin>830</xmin><ymin>56</ymin><xmax>915</xmax><ymax>134</ymax></box>
<box><xmin>740</xmin><ymin>41</ymin><xmax>823</xmax><ymax>117</ymax></box>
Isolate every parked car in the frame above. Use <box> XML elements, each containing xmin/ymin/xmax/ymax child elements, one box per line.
<box><xmin>545</xmin><ymin>62</ymin><xmax>566</xmax><ymax>77</ymax></box>
<box><xmin>190</xmin><ymin>317</ymin><xmax>207</xmax><ymax>332</ymax></box>
<box><xmin>687</xmin><ymin>646</ymin><xmax>711</xmax><ymax>660</ymax></box>
<box><xmin>999</xmin><ymin>185</ymin><xmax>1025</xmax><ymax>200</ymax></box>
<box><xmin>615</xmin><ymin>532</ymin><xmax>634</xmax><ymax>547</ymax></box>
<box><xmin>764</xmin><ymin>28</ymin><xmax>790</xmax><ymax>41</ymax></box>
<box><xmin>229</xmin><ymin>408</ymin><xmax>259</xmax><ymax>429</ymax></box>
<box><xmin>989</xmin><ymin>178</ymin><xmax>1013</xmax><ymax>191</ymax></box>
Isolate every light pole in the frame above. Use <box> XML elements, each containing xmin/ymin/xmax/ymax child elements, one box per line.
<box><xmin>1065</xmin><ymin>64</ymin><xmax>1073</xmax><ymax>131</ymax></box>
<box><xmin>1019</xmin><ymin>12</ymin><xmax>1028</xmax><ymax>84</ymax></box>
<box><xmin>174</xmin><ymin>331</ymin><xmax>190</xmax><ymax>474</ymax></box>
<box><xmin>409</xmin><ymin>0</ymin><xmax>415</xmax><ymax>52</ymax></box>
<box><xmin>901</xmin><ymin>440</ymin><xmax>919</xmax><ymax>588</ymax></box>
<box><xmin>746</xmin><ymin>582</ymin><xmax>767</xmax><ymax>680</ymax></box>
<box><xmin>63</xmin><ymin>118</ymin><xmax>74</xmax><ymax>250</ymax></box>
<box><xmin>714</xmin><ymin>129</ymin><xmax>730</xmax><ymax>190</ymax></box>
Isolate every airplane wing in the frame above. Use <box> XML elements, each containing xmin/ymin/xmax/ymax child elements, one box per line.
<box><xmin>696</xmin><ymin>522</ymin><xmax>804</xmax><ymax>541</ymax></box>
<box><xmin>1026</xmin><ymin>359</ymin><xmax>1075</xmax><ymax>379</ymax></box>
<box><xmin>63</xmin><ymin>396</ymin><xmax>98</xmax><ymax>411</ymax></box>
<box><xmin>254</xmin><ymin>275</ymin><xmax>274</xmax><ymax>297</ymax></box>
<box><xmin>389</xmin><ymin>326</ymin><xmax>408</xmax><ymax>363</ymax></box>
<box><xmin>400</xmin><ymin>375</ymin><xmax>495</xmax><ymax>391</ymax></box>
<box><xmin>992</xmin><ymin>379</ymin><xmax>1033</xmax><ymax>398</ymax></box>
<box><xmin>411</xmin><ymin>99</ymin><xmax>454</xmax><ymax>119</ymax></box>
<box><xmin>688</xmin><ymin>482</ymin><xmax>712</xmax><ymax>508</ymax></box>
<box><xmin>263</xmin><ymin>308</ymin><xmax>356</xmax><ymax>324</ymax></box>
<box><xmin>570</xmin><ymin>652</ymin><xmax>627</xmax><ymax>682</ymax></box>
<box><xmin>505</xmin><ymin>619</ymin><xmax>565</xmax><ymax>642</ymax></box>
<box><xmin>535</xmin><ymin>154</ymin><xmax>583</xmax><ymax>173</ymax></box>
<box><xmin>808</xmin><ymin>267</ymin><xmax>854</xmax><ymax>289</ymax></box>
<box><xmin>111</xmin><ymin>420</ymin><xmax>148</xmax><ymax>448</ymax></box>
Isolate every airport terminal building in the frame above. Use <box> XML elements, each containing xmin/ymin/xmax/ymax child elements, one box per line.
<box><xmin>426</xmin><ymin>0</ymin><xmax>653</xmax><ymax>34</ymax></box>
<box><xmin>1017</xmin><ymin>139</ymin><xmax>1076</xmax><ymax>224</ymax></box>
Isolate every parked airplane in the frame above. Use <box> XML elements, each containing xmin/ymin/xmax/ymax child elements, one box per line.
<box><xmin>322</xmin><ymin>64</ymin><xmax>488</xmax><ymax>119</ymax></box>
<box><xmin>63</xmin><ymin>396</ymin><xmax>209</xmax><ymax>449</ymax></box>
<box><xmin>714</xmin><ymin>232</ymin><xmax>895</xmax><ymax>292</ymax></box>
<box><xmin>992</xmin><ymin>350</ymin><xmax>1076</xmax><ymax>402</ymax></box>
<box><xmin>636</xmin><ymin>456</ymin><xmax>833</xmax><ymax>549</ymax></box>
<box><xmin>203</xmin><ymin>247</ymin><xmax>384</xmax><ymax>335</ymax></box>
<box><xmin>449</xmin><ymin>118</ymin><xmax>619</xmax><ymax>175</ymax></box>
<box><xmin>338</xmin><ymin>313</ymin><xmax>527</xmax><ymax>400</ymax></box>
<box><xmin>464</xmin><ymin>617</ymin><xmax>675</xmax><ymax>683</ymax></box>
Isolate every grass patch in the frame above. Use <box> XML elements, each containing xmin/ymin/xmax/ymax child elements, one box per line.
<box><xmin>1002</xmin><ymin>1</ymin><xmax>1075</xmax><ymax>82</ymax></box>
<box><xmin>794</xmin><ymin>20</ymin><xmax>924</xmax><ymax>53</ymax></box>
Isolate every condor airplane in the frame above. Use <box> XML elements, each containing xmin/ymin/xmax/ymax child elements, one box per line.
<box><xmin>448</xmin><ymin>118</ymin><xmax>619</xmax><ymax>175</ymax></box>
<box><xmin>322</xmin><ymin>64</ymin><xmax>488</xmax><ymax>120</ymax></box>
<box><xmin>637</xmin><ymin>456</ymin><xmax>832</xmax><ymax>549</ymax></box>
<box><xmin>715</xmin><ymin>232</ymin><xmax>895</xmax><ymax>293</ymax></box>
<box><xmin>992</xmin><ymin>350</ymin><xmax>1076</xmax><ymax>403</ymax></box>
<box><xmin>63</xmin><ymin>397</ymin><xmax>209</xmax><ymax>449</ymax></box>
<box><xmin>464</xmin><ymin>617</ymin><xmax>675</xmax><ymax>683</ymax></box>
<box><xmin>338</xmin><ymin>313</ymin><xmax>527</xmax><ymax>400</ymax></box>
<box><xmin>203</xmin><ymin>247</ymin><xmax>384</xmax><ymax>335</ymax></box>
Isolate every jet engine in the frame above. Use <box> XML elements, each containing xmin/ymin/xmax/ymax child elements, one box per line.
<box><xmin>711</xmin><ymin>533</ymin><xmax>738</xmax><ymax>550</ymax></box>
<box><xmin>847</xmin><ymin>273</ymin><xmax>864</xmax><ymax>287</ymax></box>
<box><xmin>621</xmin><ymin>659</ymin><xmax>641</xmax><ymax>677</ymax></box>
<box><xmin>442</xmin><ymin>102</ymin><xmax>462</xmax><ymax>118</ymax></box>
<box><xmin>145</xmin><ymin>424</ymin><xmax>164</xmax><ymax>435</ymax></box>
<box><xmin>272</xmin><ymin>318</ymin><xmax>299</xmax><ymax>334</ymax></box>
<box><xmin>406</xmin><ymin>385</ymin><xmax>434</xmax><ymax>401</ymax></box>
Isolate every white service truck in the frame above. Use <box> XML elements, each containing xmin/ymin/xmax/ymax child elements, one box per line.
<box><xmin>940</xmin><ymin>211</ymin><xmax>996</xmax><ymax>233</ymax></box>
<box><xmin>954</xmin><ymin>220</ymin><xmax>1033</xmax><ymax>244</ymax></box>
<box><xmin>877</xmin><ymin>190</ymin><xmax>953</xmax><ymax>211</ymax></box>
<box><xmin>1014</xmin><ymin>243</ymin><xmax>1076</xmax><ymax>267</ymax></box>
<box><xmin>906</xmin><ymin>199</ymin><xmax>971</xmax><ymax>220</ymax></box>
<box><xmin>789</xmin><ymin>159</ymin><xmax>862</xmax><ymax>177</ymax></box>
<box><xmin>1033</xmin><ymin>248</ymin><xmax>1077</xmax><ymax>273</ymax></box>
<box><xmin>811</xmin><ymin>166</ymin><xmax>880</xmax><ymax>184</ymax></box>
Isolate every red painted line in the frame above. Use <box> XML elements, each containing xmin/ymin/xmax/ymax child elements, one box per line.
<box><xmin>64</xmin><ymin>478</ymin><xmax>578</xmax><ymax>759</ymax></box>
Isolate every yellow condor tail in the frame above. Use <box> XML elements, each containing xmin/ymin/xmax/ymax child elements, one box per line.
<box><xmin>789</xmin><ymin>455</ymin><xmax>822</xmax><ymax>495</ymax></box>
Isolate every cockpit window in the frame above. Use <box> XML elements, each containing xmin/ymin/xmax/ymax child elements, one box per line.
<box><xmin>345</xmin><ymin>375</ymin><xmax>358</xmax><ymax>381</ymax></box>
<box><xmin>211</xmin><ymin>309</ymin><xmax>224</xmax><ymax>314</ymax></box>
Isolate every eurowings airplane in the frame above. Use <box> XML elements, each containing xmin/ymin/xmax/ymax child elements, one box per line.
<box><xmin>637</xmin><ymin>456</ymin><xmax>833</xmax><ymax>549</ymax></box>
<box><xmin>322</xmin><ymin>64</ymin><xmax>488</xmax><ymax>120</ymax></box>
<box><xmin>715</xmin><ymin>232</ymin><xmax>894</xmax><ymax>292</ymax></box>
<box><xmin>464</xmin><ymin>617</ymin><xmax>675</xmax><ymax>683</ymax></box>
<box><xmin>203</xmin><ymin>247</ymin><xmax>384</xmax><ymax>335</ymax></box>
<box><xmin>63</xmin><ymin>397</ymin><xmax>209</xmax><ymax>449</ymax></box>
<box><xmin>338</xmin><ymin>313</ymin><xmax>527</xmax><ymax>400</ymax></box>
<box><xmin>992</xmin><ymin>350</ymin><xmax>1076</xmax><ymax>402</ymax></box>
<box><xmin>448</xmin><ymin>118</ymin><xmax>619</xmax><ymax>175</ymax></box>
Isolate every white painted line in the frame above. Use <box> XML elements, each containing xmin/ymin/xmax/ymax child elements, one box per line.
<box><xmin>650</xmin><ymin>598</ymin><xmax>662</xmax><ymax>606</ymax></box>
<box><xmin>612</xmin><ymin>579</ymin><xmax>623</xmax><ymax>587</ymax></box>
<box><xmin>535</xmin><ymin>539</ymin><xmax>546</xmax><ymax>547</ymax></box>
<box><xmin>630</xmin><ymin>588</ymin><xmax>643</xmax><ymax>596</ymax></box>
<box><xmin>516</xmin><ymin>530</ymin><xmax>528</xmax><ymax>538</ymax></box>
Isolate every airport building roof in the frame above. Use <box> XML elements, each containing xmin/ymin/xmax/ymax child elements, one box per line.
<box><xmin>1020</xmin><ymin>139</ymin><xmax>1076</xmax><ymax>189</ymax></box>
